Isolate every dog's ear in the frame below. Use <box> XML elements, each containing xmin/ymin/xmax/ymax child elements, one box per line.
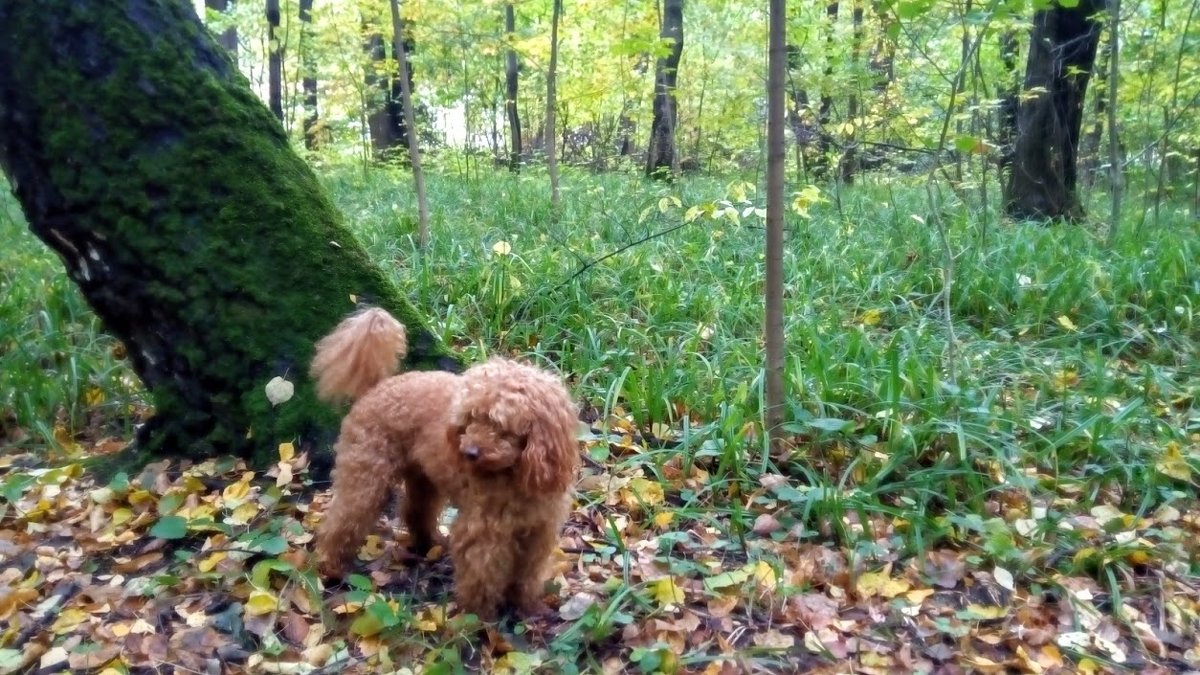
<box><xmin>517</xmin><ymin>413</ymin><xmax>579</xmax><ymax>494</ymax></box>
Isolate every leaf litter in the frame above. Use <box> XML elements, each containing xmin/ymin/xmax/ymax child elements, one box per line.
<box><xmin>1</xmin><ymin>414</ymin><xmax>1199</xmax><ymax>674</ymax></box>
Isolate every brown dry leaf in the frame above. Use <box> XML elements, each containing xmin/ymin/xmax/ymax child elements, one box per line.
<box><xmin>67</xmin><ymin>643</ymin><xmax>121</xmax><ymax>670</ymax></box>
<box><xmin>923</xmin><ymin>549</ymin><xmax>966</xmax><ymax>588</ymax></box>
<box><xmin>751</xmin><ymin>628</ymin><xmax>794</xmax><ymax>649</ymax></box>
<box><xmin>789</xmin><ymin>592</ymin><xmax>839</xmax><ymax>630</ymax></box>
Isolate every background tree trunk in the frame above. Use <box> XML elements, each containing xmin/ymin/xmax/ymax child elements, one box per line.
<box><xmin>204</xmin><ymin>0</ymin><xmax>238</xmax><ymax>65</ymax></box>
<box><xmin>645</xmin><ymin>0</ymin><xmax>683</xmax><ymax>179</ymax></box>
<box><xmin>765</xmin><ymin>0</ymin><xmax>786</xmax><ymax>447</ymax></box>
<box><xmin>1004</xmin><ymin>0</ymin><xmax>1106</xmax><ymax>221</ymax></box>
<box><xmin>390</xmin><ymin>0</ymin><xmax>429</xmax><ymax>247</ymax></box>
<box><xmin>299</xmin><ymin>0</ymin><xmax>319</xmax><ymax>150</ymax></box>
<box><xmin>997</xmin><ymin>29</ymin><xmax>1020</xmax><ymax>175</ymax></box>
<box><xmin>505</xmin><ymin>2</ymin><xmax>522</xmax><ymax>173</ymax></box>
<box><xmin>839</xmin><ymin>1</ymin><xmax>864</xmax><ymax>183</ymax></box>
<box><xmin>0</xmin><ymin>0</ymin><xmax>457</xmax><ymax>472</ymax></box>
<box><xmin>547</xmin><ymin>0</ymin><xmax>562</xmax><ymax>210</ymax></box>
<box><xmin>364</xmin><ymin>15</ymin><xmax>416</xmax><ymax>161</ymax></box>
<box><xmin>266</xmin><ymin>0</ymin><xmax>283</xmax><ymax>122</ymax></box>
<box><xmin>815</xmin><ymin>1</ymin><xmax>839</xmax><ymax>178</ymax></box>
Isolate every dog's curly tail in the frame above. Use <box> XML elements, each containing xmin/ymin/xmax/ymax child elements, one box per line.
<box><xmin>310</xmin><ymin>308</ymin><xmax>408</xmax><ymax>403</ymax></box>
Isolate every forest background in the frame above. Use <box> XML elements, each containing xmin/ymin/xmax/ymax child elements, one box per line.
<box><xmin>0</xmin><ymin>0</ymin><xmax>1198</xmax><ymax>672</ymax></box>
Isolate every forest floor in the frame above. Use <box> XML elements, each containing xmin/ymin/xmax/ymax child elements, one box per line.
<box><xmin>3</xmin><ymin>168</ymin><xmax>1199</xmax><ymax>673</ymax></box>
<box><xmin>1</xmin><ymin>424</ymin><xmax>1198</xmax><ymax>674</ymax></box>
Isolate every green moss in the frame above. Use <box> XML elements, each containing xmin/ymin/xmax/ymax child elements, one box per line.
<box><xmin>0</xmin><ymin>1</ymin><xmax>458</xmax><ymax>474</ymax></box>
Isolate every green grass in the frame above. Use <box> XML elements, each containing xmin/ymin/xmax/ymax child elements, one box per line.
<box><xmin>6</xmin><ymin>165</ymin><xmax>1198</xmax><ymax>508</ymax></box>
<box><xmin>3</xmin><ymin>164</ymin><xmax>1198</xmax><ymax>668</ymax></box>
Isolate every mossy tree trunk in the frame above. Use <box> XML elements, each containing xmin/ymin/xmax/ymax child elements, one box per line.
<box><xmin>0</xmin><ymin>0</ymin><xmax>458</xmax><ymax>473</ymax></box>
<box><xmin>1004</xmin><ymin>0</ymin><xmax>1106</xmax><ymax>221</ymax></box>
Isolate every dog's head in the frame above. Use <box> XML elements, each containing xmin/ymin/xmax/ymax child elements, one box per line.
<box><xmin>446</xmin><ymin>358</ymin><xmax>580</xmax><ymax>494</ymax></box>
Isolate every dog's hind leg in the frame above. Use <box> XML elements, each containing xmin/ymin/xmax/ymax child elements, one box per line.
<box><xmin>400</xmin><ymin>471</ymin><xmax>446</xmax><ymax>554</ymax></box>
<box><xmin>314</xmin><ymin>429</ymin><xmax>394</xmax><ymax>579</ymax></box>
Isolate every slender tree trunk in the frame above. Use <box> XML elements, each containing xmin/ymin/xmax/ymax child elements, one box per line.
<box><xmin>390</xmin><ymin>0</ymin><xmax>429</xmax><ymax>247</ymax></box>
<box><xmin>505</xmin><ymin>2</ymin><xmax>522</xmax><ymax>172</ymax></box>
<box><xmin>997</xmin><ymin>29</ymin><xmax>1020</xmax><ymax>176</ymax></box>
<box><xmin>646</xmin><ymin>0</ymin><xmax>683</xmax><ymax>179</ymax></box>
<box><xmin>546</xmin><ymin>0</ymin><xmax>562</xmax><ymax>210</ymax></box>
<box><xmin>0</xmin><ymin>0</ymin><xmax>457</xmax><ymax>474</ymax></box>
<box><xmin>299</xmin><ymin>0</ymin><xmax>319</xmax><ymax>150</ymax></box>
<box><xmin>869</xmin><ymin>1</ymin><xmax>895</xmax><ymax>93</ymax></box>
<box><xmin>204</xmin><ymin>0</ymin><xmax>238</xmax><ymax>65</ymax></box>
<box><xmin>1105</xmin><ymin>0</ymin><xmax>1123</xmax><ymax>244</ymax></box>
<box><xmin>765</xmin><ymin>0</ymin><xmax>787</xmax><ymax>446</ymax></box>
<box><xmin>815</xmin><ymin>1</ymin><xmax>839</xmax><ymax>178</ymax></box>
<box><xmin>266</xmin><ymin>0</ymin><xmax>283</xmax><ymax>122</ymax></box>
<box><xmin>840</xmin><ymin>1</ymin><xmax>864</xmax><ymax>183</ymax></box>
<box><xmin>1004</xmin><ymin>0</ymin><xmax>1106</xmax><ymax>221</ymax></box>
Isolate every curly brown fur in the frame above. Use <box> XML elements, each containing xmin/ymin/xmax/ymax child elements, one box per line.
<box><xmin>311</xmin><ymin>308</ymin><xmax>579</xmax><ymax>620</ymax></box>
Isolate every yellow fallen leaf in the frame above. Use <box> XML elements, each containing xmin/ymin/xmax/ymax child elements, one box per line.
<box><xmin>650</xmin><ymin>577</ymin><xmax>685</xmax><ymax>607</ymax></box>
<box><xmin>111</xmin><ymin>508</ymin><xmax>133</xmax><ymax>526</ymax></box>
<box><xmin>751</xmin><ymin>560</ymin><xmax>777</xmax><ymax>591</ymax></box>
<box><xmin>50</xmin><ymin>607</ymin><xmax>90</xmax><ymax>634</ymax></box>
<box><xmin>413</xmin><ymin>607</ymin><xmax>446</xmax><ymax>632</ymax></box>
<box><xmin>228</xmin><ymin>502</ymin><xmax>260</xmax><ymax>526</ymax></box>
<box><xmin>278</xmin><ymin>442</ymin><xmax>295</xmax><ymax>462</ymax></box>
<box><xmin>1056</xmin><ymin>315</ymin><xmax>1077</xmax><ymax>331</ymax></box>
<box><xmin>859</xmin><ymin>308</ymin><xmax>883</xmax><ymax>326</ymax></box>
<box><xmin>245</xmin><ymin>590</ymin><xmax>279</xmax><ymax>616</ymax></box>
<box><xmin>653</xmin><ymin>511</ymin><xmax>675</xmax><ymax>529</ymax></box>
<box><xmin>492</xmin><ymin>240</ymin><xmax>512</xmax><ymax>255</ymax></box>
<box><xmin>198</xmin><ymin>551</ymin><xmax>227</xmax><ymax>573</ymax></box>
<box><xmin>620</xmin><ymin>477</ymin><xmax>665</xmax><ymax>511</ymax></box>
<box><xmin>964</xmin><ymin>604</ymin><xmax>1008</xmax><ymax>620</ymax></box>
<box><xmin>223</xmin><ymin>480</ymin><xmax>251</xmax><ymax>503</ymax></box>
<box><xmin>856</xmin><ymin>570</ymin><xmax>910</xmax><ymax>599</ymax></box>
<box><xmin>1155</xmin><ymin>441</ymin><xmax>1192</xmax><ymax>482</ymax></box>
<box><xmin>904</xmin><ymin>588</ymin><xmax>936</xmax><ymax>604</ymax></box>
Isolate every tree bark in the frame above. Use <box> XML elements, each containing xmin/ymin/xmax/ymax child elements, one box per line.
<box><xmin>1004</xmin><ymin>0</ymin><xmax>1106</xmax><ymax>221</ymax></box>
<box><xmin>390</xmin><ymin>0</ymin><xmax>429</xmax><ymax>247</ymax></box>
<box><xmin>299</xmin><ymin>0</ymin><xmax>319</xmax><ymax>150</ymax></box>
<box><xmin>997</xmin><ymin>29</ymin><xmax>1020</xmax><ymax>175</ymax></box>
<box><xmin>504</xmin><ymin>2</ymin><xmax>522</xmax><ymax>172</ymax></box>
<box><xmin>547</xmin><ymin>0</ymin><xmax>562</xmax><ymax>210</ymax></box>
<box><xmin>839</xmin><ymin>1</ymin><xmax>865</xmax><ymax>183</ymax></box>
<box><xmin>646</xmin><ymin>0</ymin><xmax>683</xmax><ymax>179</ymax></box>
<box><xmin>1104</xmin><ymin>0</ymin><xmax>1122</xmax><ymax>244</ymax></box>
<box><xmin>0</xmin><ymin>0</ymin><xmax>458</xmax><ymax>473</ymax></box>
<box><xmin>765</xmin><ymin>0</ymin><xmax>786</xmax><ymax>447</ymax></box>
<box><xmin>814</xmin><ymin>1</ymin><xmax>839</xmax><ymax>178</ymax></box>
<box><xmin>266</xmin><ymin>0</ymin><xmax>283</xmax><ymax>122</ymax></box>
<box><xmin>204</xmin><ymin>0</ymin><xmax>238</xmax><ymax>66</ymax></box>
<box><xmin>364</xmin><ymin>15</ymin><xmax>416</xmax><ymax>161</ymax></box>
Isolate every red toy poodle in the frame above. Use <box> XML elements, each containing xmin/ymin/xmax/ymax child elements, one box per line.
<box><xmin>310</xmin><ymin>308</ymin><xmax>580</xmax><ymax>620</ymax></box>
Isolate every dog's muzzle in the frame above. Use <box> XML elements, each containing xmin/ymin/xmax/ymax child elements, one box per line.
<box><xmin>463</xmin><ymin>446</ymin><xmax>480</xmax><ymax>461</ymax></box>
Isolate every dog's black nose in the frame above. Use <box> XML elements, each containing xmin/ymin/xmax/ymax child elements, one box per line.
<box><xmin>464</xmin><ymin>446</ymin><xmax>480</xmax><ymax>460</ymax></box>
